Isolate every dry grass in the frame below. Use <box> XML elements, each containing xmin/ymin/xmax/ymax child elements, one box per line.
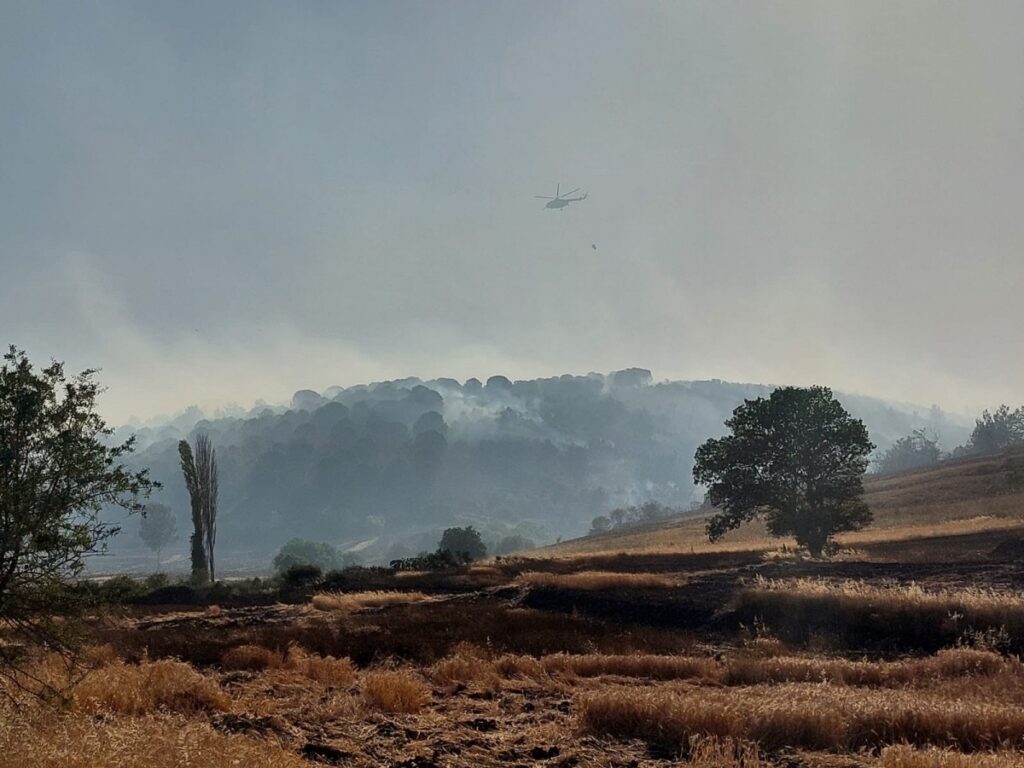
<box><xmin>221</xmin><ymin>644</ymin><xmax>284</xmax><ymax>671</ymax></box>
<box><xmin>73</xmin><ymin>659</ymin><xmax>230</xmax><ymax>715</ymax></box>
<box><xmin>361</xmin><ymin>670</ymin><xmax>431</xmax><ymax>714</ymax></box>
<box><xmin>283</xmin><ymin>645</ymin><xmax>356</xmax><ymax>686</ymax></box>
<box><xmin>535</xmin><ymin>449</ymin><xmax>1024</xmax><ymax>559</ymax></box>
<box><xmin>311</xmin><ymin>590</ymin><xmax>431</xmax><ymax>612</ymax></box>
<box><xmin>880</xmin><ymin>745</ymin><xmax>1024</xmax><ymax>767</ymax></box>
<box><xmin>580</xmin><ymin>681</ymin><xmax>1024</xmax><ymax>752</ymax></box>
<box><xmin>737</xmin><ymin>577</ymin><xmax>1024</xmax><ymax>651</ymax></box>
<box><xmin>541</xmin><ymin>652</ymin><xmax>718</xmax><ymax>681</ymax></box>
<box><xmin>429</xmin><ymin>645</ymin><xmax>502</xmax><ymax>689</ymax></box>
<box><xmin>0</xmin><ymin>709</ymin><xmax>308</xmax><ymax>768</ymax></box>
<box><xmin>517</xmin><ymin>570</ymin><xmax>679</xmax><ymax>590</ymax></box>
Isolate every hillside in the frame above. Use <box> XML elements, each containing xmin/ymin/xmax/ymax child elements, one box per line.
<box><xmin>535</xmin><ymin>447</ymin><xmax>1024</xmax><ymax>559</ymax></box>
<box><xmin>102</xmin><ymin>370</ymin><xmax>972</xmax><ymax>571</ymax></box>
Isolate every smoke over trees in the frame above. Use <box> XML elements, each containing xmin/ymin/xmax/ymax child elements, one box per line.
<box><xmin>115</xmin><ymin>371</ymin><xmax>970</xmax><ymax>567</ymax></box>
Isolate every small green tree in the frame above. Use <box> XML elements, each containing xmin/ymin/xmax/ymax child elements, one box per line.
<box><xmin>693</xmin><ymin>386</ymin><xmax>874</xmax><ymax>558</ymax></box>
<box><xmin>0</xmin><ymin>347</ymin><xmax>154</xmax><ymax>688</ymax></box>
<box><xmin>138</xmin><ymin>502</ymin><xmax>177</xmax><ymax>568</ymax></box>
<box><xmin>438</xmin><ymin>526</ymin><xmax>487</xmax><ymax>563</ymax></box>
<box><xmin>273</xmin><ymin>538</ymin><xmax>343</xmax><ymax>572</ymax></box>
<box><xmin>966</xmin><ymin>405</ymin><xmax>1024</xmax><ymax>456</ymax></box>
<box><xmin>876</xmin><ymin>429</ymin><xmax>940</xmax><ymax>475</ymax></box>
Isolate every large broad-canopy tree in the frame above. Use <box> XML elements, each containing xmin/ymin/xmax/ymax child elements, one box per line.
<box><xmin>693</xmin><ymin>386</ymin><xmax>874</xmax><ymax>558</ymax></box>
<box><xmin>0</xmin><ymin>347</ymin><xmax>154</xmax><ymax>685</ymax></box>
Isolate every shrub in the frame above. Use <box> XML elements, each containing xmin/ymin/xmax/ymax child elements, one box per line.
<box><xmin>280</xmin><ymin>564</ymin><xmax>323</xmax><ymax>588</ymax></box>
<box><xmin>273</xmin><ymin>538</ymin><xmax>349</xmax><ymax>573</ymax></box>
<box><xmin>133</xmin><ymin>583</ymin><xmax>198</xmax><ymax>605</ymax></box>
<box><xmin>362</xmin><ymin>670</ymin><xmax>431</xmax><ymax>714</ymax></box>
<box><xmin>390</xmin><ymin>550</ymin><xmax>460</xmax><ymax>572</ymax></box>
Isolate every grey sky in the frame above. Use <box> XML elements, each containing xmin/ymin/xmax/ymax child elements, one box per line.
<box><xmin>2</xmin><ymin>1</ymin><xmax>1022</xmax><ymax>423</ymax></box>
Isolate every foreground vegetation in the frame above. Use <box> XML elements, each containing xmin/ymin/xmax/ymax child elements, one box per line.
<box><xmin>5</xmin><ymin>553</ymin><xmax>1024</xmax><ymax>766</ymax></box>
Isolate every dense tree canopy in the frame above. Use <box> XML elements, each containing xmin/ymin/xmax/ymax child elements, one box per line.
<box><xmin>876</xmin><ymin>429</ymin><xmax>941</xmax><ymax>475</ymax></box>
<box><xmin>693</xmin><ymin>386</ymin><xmax>874</xmax><ymax>557</ymax></box>
<box><xmin>438</xmin><ymin>526</ymin><xmax>487</xmax><ymax>563</ymax></box>
<box><xmin>111</xmin><ymin>372</ymin><xmax>964</xmax><ymax>564</ymax></box>
<box><xmin>0</xmin><ymin>347</ymin><xmax>153</xmax><ymax>674</ymax></box>
<box><xmin>965</xmin><ymin>405</ymin><xmax>1024</xmax><ymax>456</ymax></box>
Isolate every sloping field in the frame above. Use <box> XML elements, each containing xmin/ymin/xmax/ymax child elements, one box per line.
<box><xmin>535</xmin><ymin>448</ymin><xmax>1024</xmax><ymax>558</ymax></box>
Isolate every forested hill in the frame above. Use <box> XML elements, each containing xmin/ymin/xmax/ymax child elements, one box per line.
<box><xmin>110</xmin><ymin>370</ymin><xmax>970</xmax><ymax>566</ymax></box>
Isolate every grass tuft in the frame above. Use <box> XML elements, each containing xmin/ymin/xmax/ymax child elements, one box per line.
<box><xmin>361</xmin><ymin>670</ymin><xmax>431</xmax><ymax>714</ymax></box>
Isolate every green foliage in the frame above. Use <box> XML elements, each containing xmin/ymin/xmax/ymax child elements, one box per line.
<box><xmin>280</xmin><ymin>563</ymin><xmax>323</xmax><ymax>588</ymax></box>
<box><xmin>693</xmin><ymin>386</ymin><xmax>874</xmax><ymax>558</ymax></box>
<box><xmin>273</xmin><ymin>538</ymin><xmax>348</xmax><ymax>572</ymax></box>
<box><xmin>178</xmin><ymin>433</ymin><xmax>218</xmax><ymax>583</ymax></box>
<box><xmin>965</xmin><ymin>405</ymin><xmax>1024</xmax><ymax>456</ymax></box>
<box><xmin>144</xmin><ymin>572</ymin><xmax>170</xmax><ymax>590</ymax></box>
<box><xmin>876</xmin><ymin>429</ymin><xmax>941</xmax><ymax>475</ymax></box>
<box><xmin>438</xmin><ymin>526</ymin><xmax>487</xmax><ymax>563</ymax></box>
<box><xmin>0</xmin><ymin>347</ymin><xmax>154</xmax><ymax>675</ymax></box>
<box><xmin>599</xmin><ymin>501</ymin><xmax>676</xmax><ymax>532</ymax></box>
<box><xmin>389</xmin><ymin>549</ymin><xmax>461</xmax><ymax>571</ymax></box>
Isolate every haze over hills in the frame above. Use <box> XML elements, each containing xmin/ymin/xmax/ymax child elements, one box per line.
<box><xmin>102</xmin><ymin>369</ymin><xmax>971</xmax><ymax>571</ymax></box>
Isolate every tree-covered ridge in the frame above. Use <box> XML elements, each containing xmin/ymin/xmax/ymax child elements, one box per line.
<box><xmin>114</xmin><ymin>370</ymin><xmax>971</xmax><ymax>563</ymax></box>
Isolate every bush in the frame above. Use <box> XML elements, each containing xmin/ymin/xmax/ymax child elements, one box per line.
<box><xmin>143</xmin><ymin>573</ymin><xmax>170</xmax><ymax>590</ymax></box>
<box><xmin>390</xmin><ymin>550</ymin><xmax>460</xmax><ymax>572</ymax></box>
<box><xmin>273</xmin><ymin>538</ymin><xmax>351</xmax><ymax>573</ymax></box>
<box><xmin>133</xmin><ymin>583</ymin><xmax>198</xmax><ymax>605</ymax></box>
<box><xmin>280</xmin><ymin>564</ymin><xmax>323</xmax><ymax>588</ymax></box>
<box><xmin>94</xmin><ymin>575</ymin><xmax>147</xmax><ymax>605</ymax></box>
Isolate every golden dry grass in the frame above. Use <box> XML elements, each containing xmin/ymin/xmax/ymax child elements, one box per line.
<box><xmin>221</xmin><ymin>644</ymin><xmax>284</xmax><ymax>671</ymax></box>
<box><xmin>516</xmin><ymin>570</ymin><xmax>679</xmax><ymax>590</ymax></box>
<box><xmin>737</xmin><ymin>577</ymin><xmax>1024</xmax><ymax>647</ymax></box>
<box><xmin>534</xmin><ymin>449</ymin><xmax>1024</xmax><ymax>559</ymax></box>
<box><xmin>361</xmin><ymin>670</ymin><xmax>431</xmax><ymax>714</ymax></box>
<box><xmin>429</xmin><ymin>645</ymin><xmax>502</xmax><ymax>689</ymax></box>
<box><xmin>311</xmin><ymin>590</ymin><xmax>431</xmax><ymax>612</ymax></box>
<box><xmin>540</xmin><ymin>652</ymin><xmax>718</xmax><ymax>680</ymax></box>
<box><xmin>880</xmin><ymin>745</ymin><xmax>1024</xmax><ymax>767</ymax></box>
<box><xmin>283</xmin><ymin>645</ymin><xmax>356</xmax><ymax>686</ymax></box>
<box><xmin>579</xmin><ymin>681</ymin><xmax>1024</xmax><ymax>752</ymax></box>
<box><xmin>73</xmin><ymin>659</ymin><xmax>231</xmax><ymax>715</ymax></box>
<box><xmin>0</xmin><ymin>709</ymin><xmax>308</xmax><ymax>768</ymax></box>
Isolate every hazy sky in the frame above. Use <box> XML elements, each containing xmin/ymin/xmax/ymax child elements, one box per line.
<box><xmin>2</xmin><ymin>1</ymin><xmax>1022</xmax><ymax>423</ymax></box>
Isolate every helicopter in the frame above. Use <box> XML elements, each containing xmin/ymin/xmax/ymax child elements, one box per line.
<box><xmin>535</xmin><ymin>184</ymin><xmax>588</xmax><ymax>210</ymax></box>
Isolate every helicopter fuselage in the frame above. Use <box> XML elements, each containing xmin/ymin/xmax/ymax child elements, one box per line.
<box><xmin>546</xmin><ymin>198</ymin><xmax>570</xmax><ymax>209</ymax></box>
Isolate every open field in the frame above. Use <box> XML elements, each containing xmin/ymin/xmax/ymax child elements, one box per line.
<box><xmin>8</xmin><ymin>555</ymin><xmax>1024</xmax><ymax>766</ymax></box>
<box><xmin>5</xmin><ymin>454</ymin><xmax>1024</xmax><ymax>766</ymax></box>
<box><xmin>535</xmin><ymin>448</ymin><xmax>1024</xmax><ymax>559</ymax></box>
